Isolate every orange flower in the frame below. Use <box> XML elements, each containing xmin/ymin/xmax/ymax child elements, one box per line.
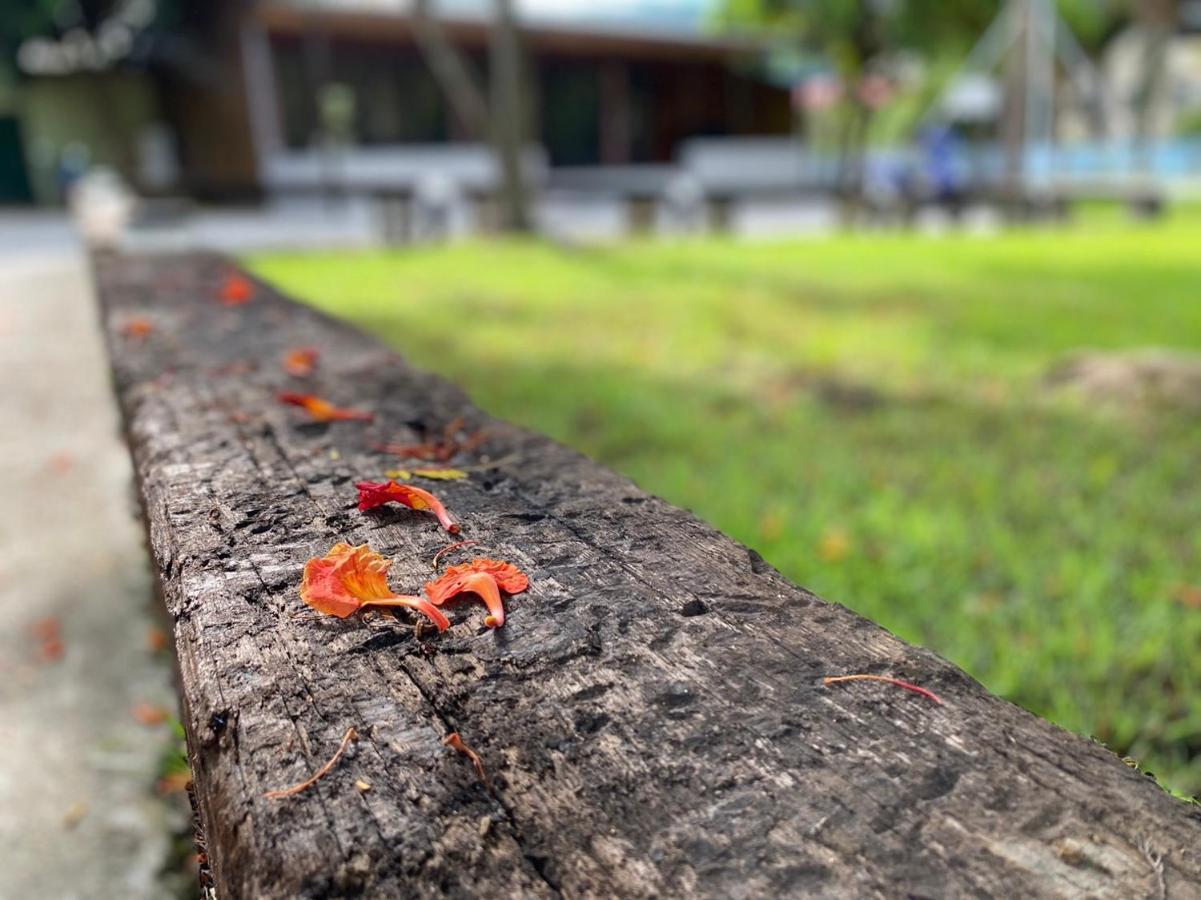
<box><xmin>121</xmin><ymin>317</ymin><xmax>154</xmax><ymax>339</ymax></box>
<box><xmin>219</xmin><ymin>273</ymin><xmax>254</xmax><ymax>306</ymax></box>
<box><xmin>356</xmin><ymin>481</ymin><xmax>459</xmax><ymax>533</ymax></box>
<box><xmin>424</xmin><ymin>559</ymin><xmax>528</xmax><ymax>628</ymax></box>
<box><xmin>300</xmin><ymin>543</ymin><xmax>449</xmax><ymax>630</ymax></box>
<box><xmin>131</xmin><ymin>702</ymin><xmax>170</xmax><ymax>726</ymax></box>
<box><xmin>283</xmin><ymin>347</ymin><xmax>319</xmax><ymax>377</ymax></box>
<box><xmin>278</xmin><ymin>392</ymin><xmax>374</xmax><ymax>423</ymax></box>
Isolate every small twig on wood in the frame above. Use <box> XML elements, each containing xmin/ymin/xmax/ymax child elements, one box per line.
<box><xmin>1138</xmin><ymin>834</ymin><xmax>1167</xmax><ymax>900</ymax></box>
<box><xmin>822</xmin><ymin>674</ymin><xmax>944</xmax><ymax>705</ymax></box>
<box><xmin>444</xmin><ymin>731</ymin><xmax>492</xmax><ymax>793</ymax></box>
<box><xmin>264</xmin><ymin>727</ymin><xmax>358</xmax><ymax>799</ymax></box>
<box><xmin>432</xmin><ymin>540</ymin><xmax>480</xmax><ymax>570</ymax></box>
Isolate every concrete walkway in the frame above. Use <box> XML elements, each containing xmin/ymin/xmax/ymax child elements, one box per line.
<box><xmin>0</xmin><ymin>214</ymin><xmax>182</xmax><ymax>899</ymax></box>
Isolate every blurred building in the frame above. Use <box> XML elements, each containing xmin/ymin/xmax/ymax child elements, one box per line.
<box><xmin>3</xmin><ymin>2</ymin><xmax>256</xmax><ymax>204</ymax></box>
<box><xmin>3</xmin><ymin>0</ymin><xmax>791</xmax><ymax>205</ymax></box>
<box><xmin>261</xmin><ymin>3</ymin><xmax>788</xmax><ymax>164</ymax></box>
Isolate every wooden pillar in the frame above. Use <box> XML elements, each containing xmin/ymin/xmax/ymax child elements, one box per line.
<box><xmin>599</xmin><ymin>59</ymin><xmax>631</xmax><ymax>165</ymax></box>
<box><xmin>239</xmin><ymin>23</ymin><xmax>284</xmax><ymax>176</ymax></box>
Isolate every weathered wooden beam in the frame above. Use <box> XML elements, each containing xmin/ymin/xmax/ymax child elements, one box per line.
<box><xmin>95</xmin><ymin>253</ymin><xmax>1201</xmax><ymax>899</ymax></box>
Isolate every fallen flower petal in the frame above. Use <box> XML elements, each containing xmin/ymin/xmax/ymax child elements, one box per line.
<box><xmin>32</xmin><ymin>617</ymin><xmax>60</xmax><ymax>641</ymax></box>
<box><xmin>460</xmin><ymin>573</ymin><xmax>505</xmax><ymax>627</ymax></box>
<box><xmin>279</xmin><ymin>392</ymin><xmax>374</xmax><ymax>423</ymax></box>
<box><xmin>264</xmin><ymin>726</ymin><xmax>358</xmax><ymax>799</ymax></box>
<box><xmin>47</xmin><ymin>451</ymin><xmax>74</xmax><ymax>474</ymax></box>
<box><xmin>384</xmin><ymin>468</ymin><xmax>412</xmax><ymax>480</ymax></box>
<box><xmin>300</xmin><ymin>544</ymin><xmax>385</xmax><ymax>617</ymax></box>
<box><xmin>817</xmin><ymin>527</ymin><xmax>852</xmax><ymax>563</ymax></box>
<box><xmin>424</xmin><ymin>558</ymin><xmax>528</xmax><ymax>628</ymax></box>
<box><xmin>822</xmin><ymin>674</ymin><xmax>944</xmax><ymax>705</ymax></box>
<box><xmin>442</xmin><ymin>559</ymin><xmax>528</xmax><ymax>594</ymax></box>
<box><xmin>31</xmin><ymin>616</ymin><xmax>63</xmax><ymax>663</ymax></box>
<box><xmin>121</xmin><ymin>317</ymin><xmax>154</xmax><ymax>339</ymax></box>
<box><xmin>62</xmin><ymin>802</ymin><xmax>88</xmax><ymax>829</ymax></box>
<box><xmin>357</xmin><ymin>594</ymin><xmax>450</xmax><ymax>631</ymax></box>
<box><xmin>1173</xmin><ymin>584</ymin><xmax>1201</xmax><ymax>609</ymax></box>
<box><xmin>355</xmin><ymin>480</ymin><xmax>459</xmax><ymax>533</ymax></box>
<box><xmin>443</xmin><ymin>732</ymin><xmax>492</xmax><ymax>792</ymax></box>
<box><xmin>146</xmin><ymin>626</ymin><xmax>169</xmax><ymax>653</ymax></box>
<box><xmin>412</xmin><ymin>467</ymin><xmax>468</xmax><ymax>481</ymax></box>
<box><xmin>156</xmin><ymin>771</ymin><xmax>193</xmax><ymax>796</ymax></box>
<box><xmin>131</xmin><ymin>702</ymin><xmax>170</xmax><ymax>726</ymax></box>
<box><xmin>282</xmin><ymin>346</ymin><xmax>319</xmax><ymax>377</ymax></box>
<box><xmin>300</xmin><ymin>543</ymin><xmax>450</xmax><ymax>630</ymax></box>
<box><xmin>219</xmin><ymin>273</ymin><xmax>254</xmax><ymax>306</ymax></box>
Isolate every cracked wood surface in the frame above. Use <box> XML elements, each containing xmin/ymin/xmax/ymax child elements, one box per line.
<box><xmin>95</xmin><ymin>253</ymin><xmax>1201</xmax><ymax>899</ymax></box>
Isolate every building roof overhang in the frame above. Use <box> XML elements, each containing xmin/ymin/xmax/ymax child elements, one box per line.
<box><xmin>255</xmin><ymin>1</ymin><xmax>762</xmax><ymax>63</ymax></box>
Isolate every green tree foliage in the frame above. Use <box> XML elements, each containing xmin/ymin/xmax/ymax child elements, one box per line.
<box><xmin>717</xmin><ymin>0</ymin><xmax>1129</xmax><ymax>73</ymax></box>
<box><xmin>715</xmin><ymin>0</ymin><xmax>1132</xmax><ymax>211</ymax></box>
<box><xmin>0</xmin><ymin>0</ymin><xmax>64</xmax><ymax>71</ymax></box>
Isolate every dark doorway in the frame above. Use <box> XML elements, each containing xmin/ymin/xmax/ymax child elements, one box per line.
<box><xmin>0</xmin><ymin>117</ymin><xmax>33</xmax><ymax>204</ymax></box>
<box><xmin>540</xmin><ymin>60</ymin><xmax>600</xmax><ymax>166</ymax></box>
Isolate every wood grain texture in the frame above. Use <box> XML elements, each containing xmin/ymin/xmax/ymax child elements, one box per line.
<box><xmin>95</xmin><ymin>253</ymin><xmax>1201</xmax><ymax>899</ymax></box>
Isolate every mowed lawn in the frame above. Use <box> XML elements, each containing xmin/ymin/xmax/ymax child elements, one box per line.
<box><xmin>248</xmin><ymin>216</ymin><xmax>1201</xmax><ymax>798</ymax></box>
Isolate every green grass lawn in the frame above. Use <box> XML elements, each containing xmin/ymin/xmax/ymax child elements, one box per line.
<box><xmin>248</xmin><ymin>214</ymin><xmax>1201</xmax><ymax>798</ymax></box>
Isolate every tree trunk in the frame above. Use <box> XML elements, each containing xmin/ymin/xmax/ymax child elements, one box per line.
<box><xmin>1132</xmin><ymin>0</ymin><xmax>1176</xmax><ymax>174</ymax></box>
<box><xmin>489</xmin><ymin>0</ymin><xmax>533</xmax><ymax>232</ymax></box>
<box><xmin>833</xmin><ymin>2</ymin><xmax>882</xmax><ymax>228</ymax></box>
<box><xmin>410</xmin><ymin>0</ymin><xmax>489</xmax><ymax>139</ymax></box>
<box><xmin>835</xmin><ymin>93</ymin><xmax>872</xmax><ymax>226</ymax></box>
<box><xmin>410</xmin><ymin>0</ymin><xmax>532</xmax><ymax>233</ymax></box>
<box><xmin>1001</xmin><ymin>0</ymin><xmax>1030</xmax><ymax>218</ymax></box>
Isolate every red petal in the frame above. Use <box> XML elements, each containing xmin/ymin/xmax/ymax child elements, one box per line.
<box><xmin>299</xmin><ymin>544</ymin><xmax>451</xmax><ymax>631</ymax></box>
<box><xmin>466</xmin><ymin>559</ymin><xmax>528</xmax><ymax>594</ymax></box>
<box><xmin>121</xmin><ymin>317</ymin><xmax>154</xmax><ymax>339</ymax></box>
<box><xmin>423</xmin><ymin>570</ymin><xmax>465</xmax><ymax>607</ymax></box>
<box><xmin>361</xmin><ymin>595</ymin><xmax>451</xmax><ymax>632</ymax></box>
<box><xmin>466</xmin><ymin>572</ymin><xmax>505</xmax><ymax>628</ymax></box>
<box><xmin>427</xmin><ymin>559</ymin><xmax>528</xmax><ymax>599</ymax></box>
<box><xmin>355</xmin><ymin>481</ymin><xmax>459</xmax><ymax>533</ymax></box>
<box><xmin>279</xmin><ymin>392</ymin><xmax>373</xmax><ymax>423</ymax></box>
<box><xmin>300</xmin><ymin>544</ymin><xmax>389</xmax><ymax>617</ymax></box>
<box><xmin>299</xmin><ymin>543</ymin><xmax>374</xmax><ymax>615</ymax></box>
<box><xmin>424</xmin><ymin>571</ymin><xmax>504</xmax><ymax>627</ymax></box>
<box><xmin>424</xmin><ymin>559</ymin><xmax>528</xmax><ymax>628</ymax></box>
<box><xmin>219</xmin><ymin>273</ymin><xmax>254</xmax><ymax>305</ymax></box>
<box><xmin>283</xmin><ymin>347</ymin><xmax>319</xmax><ymax>377</ymax></box>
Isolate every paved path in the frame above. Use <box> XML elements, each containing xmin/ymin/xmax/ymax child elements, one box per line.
<box><xmin>0</xmin><ymin>214</ymin><xmax>181</xmax><ymax>899</ymax></box>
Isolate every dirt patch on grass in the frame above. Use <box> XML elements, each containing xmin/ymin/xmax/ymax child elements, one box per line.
<box><xmin>1044</xmin><ymin>350</ymin><xmax>1201</xmax><ymax>413</ymax></box>
<box><xmin>766</xmin><ymin>369</ymin><xmax>887</xmax><ymax>413</ymax></box>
